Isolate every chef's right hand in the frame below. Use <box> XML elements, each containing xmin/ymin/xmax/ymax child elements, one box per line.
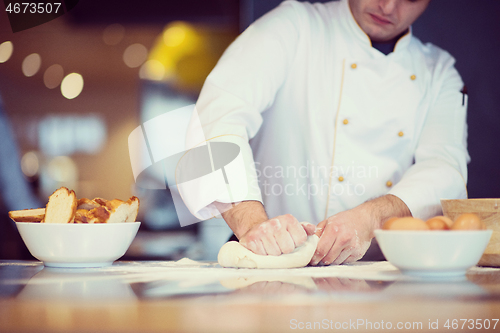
<box><xmin>238</xmin><ymin>215</ymin><xmax>316</xmax><ymax>256</ymax></box>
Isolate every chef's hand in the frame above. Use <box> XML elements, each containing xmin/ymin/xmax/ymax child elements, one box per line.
<box><xmin>310</xmin><ymin>194</ymin><xmax>411</xmax><ymax>265</ymax></box>
<box><xmin>239</xmin><ymin>215</ymin><xmax>316</xmax><ymax>256</ymax></box>
<box><xmin>310</xmin><ymin>208</ymin><xmax>373</xmax><ymax>265</ymax></box>
<box><xmin>215</xmin><ymin>200</ymin><xmax>316</xmax><ymax>256</ymax></box>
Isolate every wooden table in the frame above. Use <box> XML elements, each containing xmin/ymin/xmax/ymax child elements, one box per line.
<box><xmin>1</xmin><ymin>260</ymin><xmax>500</xmax><ymax>332</ymax></box>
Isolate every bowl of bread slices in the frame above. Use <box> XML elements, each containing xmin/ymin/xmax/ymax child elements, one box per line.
<box><xmin>9</xmin><ymin>187</ymin><xmax>141</xmax><ymax>268</ymax></box>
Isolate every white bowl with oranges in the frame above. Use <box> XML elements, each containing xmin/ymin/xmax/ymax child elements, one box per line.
<box><xmin>375</xmin><ymin>213</ymin><xmax>492</xmax><ymax>277</ymax></box>
<box><xmin>441</xmin><ymin>198</ymin><xmax>500</xmax><ymax>267</ymax></box>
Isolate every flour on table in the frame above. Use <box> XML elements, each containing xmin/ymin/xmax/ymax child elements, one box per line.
<box><xmin>218</xmin><ymin>235</ymin><xmax>319</xmax><ymax>269</ymax></box>
<box><xmin>175</xmin><ymin>258</ymin><xmax>211</xmax><ymax>266</ymax></box>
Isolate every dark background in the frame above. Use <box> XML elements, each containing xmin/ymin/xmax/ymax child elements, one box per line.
<box><xmin>412</xmin><ymin>0</ymin><xmax>500</xmax><ymax>199</ymax></box>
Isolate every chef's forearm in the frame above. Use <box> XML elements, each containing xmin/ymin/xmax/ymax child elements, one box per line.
<box><xmin>359</xmin><ymin>194</ymin><xmax>412</xmax><ymax>231</ymax></box>
<box><xmin>214</xmin><ymin>200</ymin><xmax>269</xmax><ymax>239</ymax></box>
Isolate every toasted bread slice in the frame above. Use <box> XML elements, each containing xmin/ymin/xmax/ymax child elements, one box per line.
<box><xmin>93</xmin><ymin>198</ymin><xmax>108</xmax><ymax>207</ymax></box>
<box><xmin>43</xmin><ymin>187</ymin><xmax>77</xmax><ymax>224</ymax></box>
<box><xmin>106</xmin><ymin>196</ymin><xmax>140</xmax><ymax>223</ymax></box>
<box><xmin>76</xmin><ymin>198</ymin><xmax>101</xmax><ymax>210</ymax></box>
<box><xmin>74</xmin><ymin>207</ymin><xmax>110</xmax><ymax>224</ymax></box>
<box><xmin>74</xmin><ymin>196</ymin><xmax>139</xmax><ymax>223</ymax></box>
<box><xmin>8</xmin><ymin>208</ymin><xmax>45</xmax><ymax>222</ymax></box>
<box><xmin>125</xmin><ymin>197</ymin><xmax>140</xmax><ymax>222</ymax></box>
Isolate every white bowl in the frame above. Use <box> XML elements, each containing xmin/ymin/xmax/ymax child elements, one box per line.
<box><xmin>16</xmin><ymin>222</ymin><xmax>141</xmax><ymax>268</ymax></box>
<box><xmin>441</xmin><ymin>198</ymin><xmax>500</xmax><ymax>267</ymax></box>
<box><xmin>374</xmin><ymin>229</ymin><xmax>492</xmax><ymax>277</ymax></box>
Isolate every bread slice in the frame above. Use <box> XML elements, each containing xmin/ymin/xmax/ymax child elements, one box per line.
<box><xmin>43</xmin><ymin>187</ymin><xmax>78</xmax><ymax>224</ymax></box>
<box><xmin>74</xmin><ymin>196</ymin><xmax>139</xmax><ymax>223</ymax></box>
<box><xmin>76</xmin><ymin>198</ymin><xmax>101</xmax><ymax>210</ymax></box>
<box><xmin>106</xmin><ymin>196</ymin><xmax>140</xmax><ymax>223</ymax></box>
<box><xmin>93</xmin><ymin>198</ymin><xmax>108</xmax><ymax>207</ymax></box>
<box><xmin>74</xmin><ymin>207</ymin><xmax>110</xmax><ymax>224</ymax></box>
<box><xmin>8</xmin><ymin>208</ymin><xmax>45</xmax><ymax>222</ymax></box>
<box><xmin>10</xmin><ymin>189</ymin><xmax>138</xmax><ymax>224</ymax></box>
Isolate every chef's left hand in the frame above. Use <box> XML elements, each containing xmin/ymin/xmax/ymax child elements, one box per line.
<box><xmin>309</xmin><ymin>194</ymin><xmax>411</xmax><ymax>265</ymax></box>
<box><xmin>309</xmin><ymin>207</ymin><xmax>374</xmax><ymax>266</ymax></box>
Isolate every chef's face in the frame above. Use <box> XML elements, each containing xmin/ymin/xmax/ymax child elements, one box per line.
<box><xmin>349</xmin><ymin>0</ymin><xmax>431</xmax><ymax>42</ymax></box>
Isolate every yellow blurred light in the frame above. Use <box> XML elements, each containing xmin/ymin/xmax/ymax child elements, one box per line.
<box><xmin>22</xmin><ymin>53</ymin><xmax>41</xmax><ymax>77</ymax></box>
<box><xmin>123</xmin><ymin>43</ymin><xmax>148</xmax><ymax>68</ymax></box>
<box><xmin>145</xmin><ymin>22</ymin><xmax>200</xmax><ymax>83</ymax></box>
<box><xmin>21</xmin><ymin>151</ymin><xmax>40</xmax><ymax>177</ymax></box>
<box><xmin>139</xmin><ymin>59</ymin><xmax>166</xmax><ymax>81</ymax></box>
<box><xmin>145</xmin><ymin>21</ymin><xmax>236</xmax><ymax>92</ymax></box>
<box><xmin>163</xmin><ymin>26</ymin><xmax>187</xmax><ymax>47</ymax></box>
<box><xmin>43</xmin><ymin>64</ymin><xmax>64</xmax><ymax>89</ymax></box>
<box><xmin>61</xmin><ymin>73</ymin><xmax>84</xmax><ymax>99</ymax></box>
<box><xmin>102</xmin><ymin>23</ymin><xmax>125</xmax><ymax>45</ymax></box>
<box><xmin>0</xmin><ymin>41</ymin><xmax>13</xmax><ymax>63</ymax></box>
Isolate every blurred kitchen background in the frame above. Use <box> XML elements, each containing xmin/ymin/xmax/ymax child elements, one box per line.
<box><xmin>0</xmin><ymin>0</ymin><xmax>499</xmax><ymax>261</ymax></box>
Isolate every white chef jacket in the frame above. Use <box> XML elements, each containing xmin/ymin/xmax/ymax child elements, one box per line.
<box><xmin>183</xmin><ymin>0</ymin><xmax>469</xmax><ymax>225</ymax></box>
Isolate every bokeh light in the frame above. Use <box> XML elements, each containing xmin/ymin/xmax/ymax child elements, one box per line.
<box><xmin>0</xmin><ymin>41</ymin><xmax>13</xmax><ymax>63</ymax></box>
<box><xmin>22</xmin><ymin>53</ymin><xmax>42</xmax><ymax>77</ymax></box>
<box><xmin>139</xmin><ymin>59</ymin><xmax>165</xmax><ymax>81</ymax></box>
<box><xmin>46</xmin><ymin>155</ymin><xmax>78</xmax><ymax>182</ymax></box>
<box><xmin>43</xmin><ymin>64</ymin><xmax>64</xmax><ymax>89</ymax></box>
<box><xmin>123</xmin><ymin>43</ymin><xmax>148</xmax><ymax>68</ymax></box>
<box><xmin>163</xmin><ymin>26</ymin><xmax>187</xmax><ymax>47</ymax></box>
<box><xmin>102</xmin><ymin>23</ymin><xmax>125</xmax><ymax>46</ymax></box>
<box><xmin>21</xmin><ymin>151</ymin><xmax>40</xmax><ymax>178</ymax></box>
<box><xmin>60</xmin><ymin>73</ymin><xmax>84</xmax><ymax>99</ymax></box>
<box><xmin>146</xmin><ymin>22</ymin><xmax>199</xmax><ymax>83</ymax></box>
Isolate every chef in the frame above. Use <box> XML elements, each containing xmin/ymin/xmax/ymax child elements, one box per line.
<box><xmin>182</xmin><ymin>0</ymin><xmax>469</xmax><ymax>265</ymax></box>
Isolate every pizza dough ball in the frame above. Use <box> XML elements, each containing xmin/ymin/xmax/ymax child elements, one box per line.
<box><xmin>218</xmin><ymin>235</ymin><xmax>319</xmax><ymax>269</ymax></box>
<box><xmin>451</xmin><ymin>213</ymin><xmax>485</xmax><ymax>230</ymax></box>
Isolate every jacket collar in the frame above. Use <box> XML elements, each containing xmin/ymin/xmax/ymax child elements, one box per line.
<box><xmin>338</xmin><ymin>0</ymin><xmax>412</xmax><ymax>54</ymax></box>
